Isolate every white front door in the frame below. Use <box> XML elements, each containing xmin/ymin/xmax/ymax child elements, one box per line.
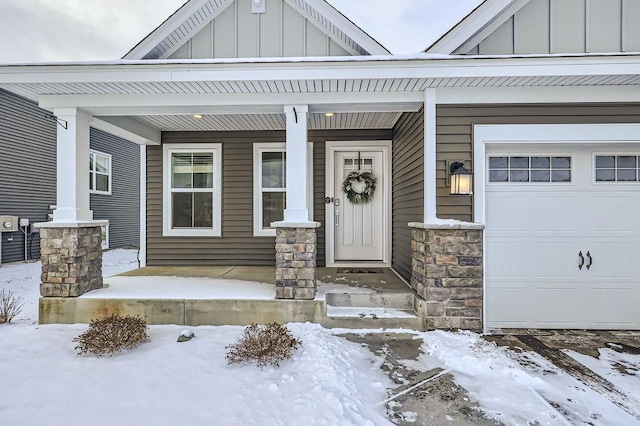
<box><xmin>485</xmin><ymin>145</ymin><xmax>640</xmax><ymax>329</ymax></box>
<box><xmin>330</xmin><ymin>147</ymin><xmax>387</xmax><ymax>262</ymax></box>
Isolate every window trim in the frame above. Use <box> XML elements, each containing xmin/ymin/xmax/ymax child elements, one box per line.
<box><xmin>252</xmin><ymin>142</ymin><xmax>313</xmax><ymax>237</ymax></box>
<box><xmin>487</xmin><ymin>154</ymin><xmax>573</xmax><ymax>185</ymax></box>
<box><xmin>592</xmin><ymin>152</ymin><xmax>640</xmax><ymax>184</ymax></box>
<box><xmin>101</xmin><ymin>225</ymin><xmax>109</xmax><ymax>249</ymax></box>
<box><xmin>162</xmin><ymin>143</ymin><xmax>222</xmax><ymax>237</ymax></box>
<box><xmin>89</xmin><ymin>150</ymin><xmax>112</xmax><ymax>195</ymax></box>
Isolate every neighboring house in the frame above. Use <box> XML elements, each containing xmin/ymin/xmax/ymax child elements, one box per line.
<box><xmin>0</xmin><ymin>0</ymin><xmax>638</xmax><ymax>331</ymax></box>
<box><xmin>0</xmin><ymin>88</ymin><xmax>140</xmax><ymax>264</ymax></box>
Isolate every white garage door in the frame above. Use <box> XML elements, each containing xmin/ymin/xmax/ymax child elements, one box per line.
<box><xmin>485</xmin><ymin>145</ymin><xmax>640</xmax><ymax>329</ymax></box>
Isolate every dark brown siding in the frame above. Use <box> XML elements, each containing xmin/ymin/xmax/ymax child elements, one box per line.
<box><xmin>147</xmin><ymin>129</ymin><xmax>391</xmax><ymax>266</ymax></box>
<box><xmin>391</xmin><ymin>110</ymin><xmax>425</xmax><ymax>281</ymax></box>
<box><xmin>437</xmin><ymin>103</ymin><xmax>640</xmax><ymax>222</ymax></box>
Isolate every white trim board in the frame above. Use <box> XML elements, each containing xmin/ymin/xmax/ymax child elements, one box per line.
<box><xmin>324</xmin><ymin>140</ymin><xmax>392</xmax><ymax>267</ymax></box>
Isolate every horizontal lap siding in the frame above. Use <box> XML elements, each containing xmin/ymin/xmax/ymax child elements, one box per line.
<box><xmin>437</xmin><ymin>103</ymin><xmax>640</xmax><ymax>222</ymax></box>
<box><xmin>90</xmin><ymin>128</ymin><xmax>140</xmax><ymax>248</ymax></box>
<box><xmin>0</xmin><ymin>89</ymin><xmax>56</xmax><ymax>263</ymax></box>
<box><xmin>392</xmin><ymin>110</ymin><xmax>424</xmax><ymax>281</ymax></box>
<box><xmin>147</xmin><ymin>129</ymin><xmax>391</xmax><ymax>267</ymax></box>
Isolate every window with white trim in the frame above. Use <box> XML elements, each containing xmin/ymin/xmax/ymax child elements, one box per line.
<box><xmin>595</xmin><ymin>155</ymin><xmax>640</xmax><ymax>182</ymax></box>
<box><xmin>163</xmin><ymin>143</ymin><xmax>222</xmax><ymax>237</ymax></box>
<box><xmin>89</xmin><ymin>150</ymin><xmax>112</xmax><ymax>194</ymax></box>
<box><xmin>488</xmin><ymin>156</ymin><xmax>571</xmax><ymax>183</ymax></box>
<box><xmin>253</xmin><ymin>143</ymin><xmax>313</xmax><ymax>236</ymax></box>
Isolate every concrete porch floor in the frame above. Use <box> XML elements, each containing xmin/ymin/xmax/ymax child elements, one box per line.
<box><xmin>39</xmin><ymin>266</ymin><xmax>425</xmax><ymax>330</ymax></box>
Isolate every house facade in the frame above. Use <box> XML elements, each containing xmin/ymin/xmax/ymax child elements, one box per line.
<box><xmin>0</xmin><ymin>0</ymin><xmax>638</xmax><ymax>331</ymax></box>
<box><xmin>0</xmin><ymin>88</ymin><xmax>140</xmax><ymax>264</ymax></box>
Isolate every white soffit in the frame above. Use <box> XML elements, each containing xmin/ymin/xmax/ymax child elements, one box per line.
<box><xmin>124</xmin><ymin>0</ymin><xmax>389</xmax><ymax>60</ymax></box>
<box><xmin>426</xmin><ymin>0</ymin><xmax>532</xmax><ymax>54</ymax></box>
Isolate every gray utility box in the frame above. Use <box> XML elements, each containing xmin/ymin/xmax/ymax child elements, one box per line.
<box><xmin>0</xmin><ymin>216</ymin><xmax>19</xmax><ymax>232</ymax></box>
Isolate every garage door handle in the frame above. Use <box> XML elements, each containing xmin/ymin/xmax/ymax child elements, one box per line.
<box><xmin>586</xmin><ymin>251</ymin><xmax>592</xmax><ymax>270</ymax></box>
<box><xmin>578</xmin><ymin>251</ymin><xmax>585</xmax><ymax>270</ymax></box>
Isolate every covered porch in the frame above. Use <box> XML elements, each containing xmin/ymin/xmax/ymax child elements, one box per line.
<box><xmin>39</xmin><ymin>265</ymin><xmax>425</xmax><ymax>330</ymax></box>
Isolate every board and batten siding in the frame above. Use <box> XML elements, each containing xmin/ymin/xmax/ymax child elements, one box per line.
<box><xmin>461</xmin><ymin>0</ymin><xmax>640</xmax><ymax>54</ymax></box>
<box><xmin>391</xmin><ymin>110</ymin><xmax>424</xmax><ymax>282</ymax></box>
<box><xmin>89</xmin><ymin>128</ymin><xmax>140</xmax><ymax>249</ymax></box>
<box><xmin>147</xmin><ymin>129</ymin><xmax>390</xmax><ymax>266</ymax></box>
<box><xmin>0</xmin><ymin>88</ymin><xmax>56</xmax><ymax>264</ymax></box>
<box><xmin>169</xmin><ymin>0</ymin><xmax>352</xmax><ymax>59</ymax></box>
<box><xmin>437</xmin><ymin>103</ymin><xmax>640</xmax><ymax>222</ymax></box>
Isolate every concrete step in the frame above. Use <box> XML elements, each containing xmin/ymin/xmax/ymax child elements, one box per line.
<box><xmin>321</xmin><ymin>311</ymin><xmax>423</xmax><ymax>330</ymax></box>
<box><xmin>325</xmin><ymin>292</ymin><xmax>415</xmax><ymax>310</ymax></box>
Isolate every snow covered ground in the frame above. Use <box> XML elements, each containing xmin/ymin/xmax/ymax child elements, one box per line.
<box><xmin>1</xmin><ymin>249</ymin><xmax>639</xmax><ymax>425</ymax></box>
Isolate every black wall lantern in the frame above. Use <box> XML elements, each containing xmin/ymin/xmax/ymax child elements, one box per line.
<box><xmin>449</xmin><ymin>161</ymin><xmax>473</xmax><ymax>195</ymax></box>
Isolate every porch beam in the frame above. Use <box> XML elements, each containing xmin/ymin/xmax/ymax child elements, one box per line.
<box><xmin>92</xmin><ymin>116</ymin><xmax>161</xmax><ymax>145</ymax></box>
<box><xmin>52</xmin><ymin>108</ymin><xmax>94</xmax><ymax>222</ymax></box>
<box><xmin>424</xmin><ymin>89</ymin><xmax>437</xmax><ymax>223</ymax></box>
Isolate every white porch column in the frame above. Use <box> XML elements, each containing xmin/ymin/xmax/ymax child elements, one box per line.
<box><xmin>423</xmin><ymin>89</ymin><xmax>438</xmax><ymax>223</ymax></box>
<box><xmin>282</xmin><ymin>105</ymin><xmax>311</xmax><ymax>223</ymax></box>
<box><xmin>52</xmin><ymin>108</ymin><xmax>94</xmax><ymax>222</ymax></box>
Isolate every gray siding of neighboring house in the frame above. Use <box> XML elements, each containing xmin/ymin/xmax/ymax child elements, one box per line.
<box><xmin>391</xmin><ymin>110</ymin><xmax>424</xmax><ymax>282</ymax></box>
<box><xmin>89</xmin><ymin>128</ymin><xmax>140</xmax><ymax>249</ymax></box>
<box><xmin>146</xmin><ymin>129</ymin><xmax>391</xmax><ymax>266</ymax></box>
<box><xmin>0</xmin><ymin>88</ymin><xmax>56</xmax><ymax>264</ymax></box>
<box><xmin>437</xmin><ymin>103</ymin><xmax>640</xmax><ymax>222</ymax></box>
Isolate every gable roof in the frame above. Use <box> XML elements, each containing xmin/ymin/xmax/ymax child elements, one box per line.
<box><xmin>124</xmin><ymin>0</ymin><xmax>389</xmax><ymax>60</ymax></box>
<box><xmin>426</xmin><ymin>0</ymin><xmax>532</xmax><ymax>54</ymax></box>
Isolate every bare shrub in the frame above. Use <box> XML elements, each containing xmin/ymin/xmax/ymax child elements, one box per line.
<box><xmin>0</xmin><ymin>289</ymin><xmax>24</xmax><ymax>324</ymax></box>
<box><xmin>73</xmin><ymin>314</ymin><xmax>150</xmax><ymax>357</ymax></box>
<box><xmin>226</xmin><ymin>322</ymin><xmax>302</xmax><ymax>368</ymax></box>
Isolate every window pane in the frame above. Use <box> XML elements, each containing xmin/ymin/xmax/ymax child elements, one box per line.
<box><xmin>595</xmin><ymin>156</ymin><xmax>614</xmax><ymax>168</ymax></box>
<box><xmin>510</xmin><ymin>157</ymin><xmax>529</xmax><ymax>169</ymax></box>
<box><xmin>531</xmin><ymin>170</ymin><xmax>550</xmax><ymax>182</ymax></box>
<box><xmin>193</xmin><ymin>153</ymin><xmax>213</xmax><ymax>189</ymax></box>
<box><xmin>489</xmin><ymin>170</ymin><xmax>508</xmax><ymax>182</ymax></box>
<box><xmin>617</xmin><ymin>156</ymin><xmax>637</xmax><ymax>169</ymax></box>
<box><xmin>595</xmin><ymin>169</ymin><xmax>615</xmax><ymax>182</ymax></box>
<box><xmin>617</xmin><ymin>169</ymin><xmax>637</xmax><ymax>182</ymax></box>
<box><xmin>95</xmin><ymin>155</ymin><xmax>109</xmax><ymax>173</ymax></box>
<box><xmin>551</xmin><ymin>170</ymin><xmax>571</xmax><ymax>182</ymax></box>
<box><xmin>262</xmin><ymin>192</ymin><xmax>285</xmax><ymax>228</ymax></box>
<box><xmin>89</xmin><ymin>172</ymin><xmax>94</xmax><ymax>190</ymax></box>
<box><xmin>193</xmin><ymin>192</ymin><xmax>213</xmax><ymax>228</ymax></box>
<box><xmin>510</xmin><ymin>170</ymin><xmax>529</xmax><ymax>182</ymax></box>
<box><xmin>262</xmin><ymin>152</ymin><xmax>285</xmax><ymax>189</ymax></box>
<box><xmin>489</xmin><ymin>157</ymin><xmax>508</xmax><ymax>168</ymax></box>
<box><xmin>89</xmin><ymin>155</ymin><xmax>95</xmax><ymax>172</ymax></box>
<box><xmin>552</xmin><ymin>157</ymin><xmax>571</xmax><ymax>169</ymax></box>
<box><xmin>172</xmin><ymin>153</ymin><xmax>193</xmax><ymax>188</ymax></box>
<box><xmin>531</xmin><ymin>157</ymin><xmax>550</xmax><ymax>169</ymax></box>
<box><xmin>172</xmin><ymin>193</ymin><xmax>193</xmax><ymax>228</ymax></box>
<box><xmin>96</xmin><ymin>174</ymin><xmax>109</xmax><ymax>192</ymax></box>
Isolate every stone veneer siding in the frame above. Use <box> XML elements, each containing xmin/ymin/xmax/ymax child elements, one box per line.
<box><xmin>275</xmin><ymin>227</ymin><xmax>317</xmax><ymax>300</ymax></box>
<box><xmin>410</xmin><ymin>224</ymin><xmax>484</xmax><ymax>331</ymax></box>
<box><xmin>39</xmin><ymin>226</ymin><xmax>103</xmax><ymax>297</ymax></box>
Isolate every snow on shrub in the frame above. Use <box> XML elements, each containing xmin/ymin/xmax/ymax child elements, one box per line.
<box><xmin>226</xmin><ymin>322</ymin><xmax>301</xmax><ymax>368</ymax></box>
<box><xmin>73</xmin><ymin>314</ymin><xmax>150</xmax><ymax>357</ymax></box>
<box><xmin>0</xmin><ymin>289</ymin><xmax>24</xmax><ymax>324</ymax></box>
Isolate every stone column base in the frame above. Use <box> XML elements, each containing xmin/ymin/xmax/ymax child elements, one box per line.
<box><xmin>273</xmin><ymin>223</ymin><xmax>321</xmax><ymax>300</ymax></box>
<box><xmin>35</xmin><ymin>221</ymin><xmax>108</xmax><ymax>297</ymax></box>
<box><xmin>409</xmin><ymin>222</ymin><xmax>485</xmax><ymax>331</ymax></box>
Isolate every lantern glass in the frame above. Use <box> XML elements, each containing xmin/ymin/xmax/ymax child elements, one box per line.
<box><xmin>450</xmin><ymin>171</ymin><xmax>473</xmax><ymax>195</ymax></box>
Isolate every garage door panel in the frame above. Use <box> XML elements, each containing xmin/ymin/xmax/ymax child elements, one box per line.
<box><xmin>485</xmin><ymin>288</ymin><xmax>530</xmax><ymax>326</ymax></box>
<box><xmin>590</xmin><ymin>289</ymin><xmax>639</xmax><ymax>327</ymax></box>
<box><xmin>532</xmin><ymin>288</ymin><xmax>585</xmax><ymax>327</ymax></box>
<box><xmin>583</xmin><ymin>193</ymin><xmax>640</xmax><ymax>237</ymax></box>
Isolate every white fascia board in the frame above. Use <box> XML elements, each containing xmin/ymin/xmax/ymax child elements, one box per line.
<box><xmin>124</xmin><ymin>0</ymin><xmax>216</xmax><ymax>60</ymax></box>
<box><xmin>286</xmin><ymin>0</ymin><xmax>389</xmax><ymax>55</ymax></box>
<box><xmin>437</xmin><ymin>86</ymin><xmax>640</xmax><ymax>104</ymax></box>
<box><xmin>1</xmin><ymin>55</ymin><xmax>639</xmax><ymax>85</ymax></box>
<box><xmin>427</xmin><ymin>0</ymin><xmax>524</xmax><ymax>54</ymax></box>
<box><xmin>40</xmin><ymin>92</ymin><xmax>424</xmax><ymax>114</ymax></box>
<box><xmin>91</xmin><ymin>116</ymin><xmax>161</xmax><ymax>145</ymax></box>
<box><xmin>455</xmin><ymin>0</ymin><xmax>531</xmax><ymax>54</ymax></box>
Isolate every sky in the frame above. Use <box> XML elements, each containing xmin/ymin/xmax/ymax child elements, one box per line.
<box><xmin>0</xmin><ymin>0</ymin><xmax>482</xmax><ymax>63</ymax></box>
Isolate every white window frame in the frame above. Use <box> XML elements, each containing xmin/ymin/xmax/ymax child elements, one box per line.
<box><xmin>253</xmin><ymin>142</ymin><xmax>313</xmax><ymax>237</ymax></box>
<box><xmin>163</xmin><ymin>143</ymin><xmax>222</xmax><ymax>237</ymax></box>
<box><xmin>592</xmin><ymin>152</ymin><xmax>640</xmax><ymax>184</ymax></box>
<box><xmin>89</xmin><ymin>150</ymin><xmax>112</xmax><ymax>195</ymax></box>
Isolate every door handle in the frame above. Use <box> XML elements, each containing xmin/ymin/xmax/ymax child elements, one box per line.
<box><xmin>335</xmin><ymin>209</ymin><xmax>340</xmax><ymax>227</ymax></box>
<box><xmin>578</xmin><ymin>251</ymin><xmax>584</xmax><ymax>270</ymax></box>
<box><xmin>586</xmin><ymin>251</ymin><xmax>593</xmax><ymax>270</ymax></box>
